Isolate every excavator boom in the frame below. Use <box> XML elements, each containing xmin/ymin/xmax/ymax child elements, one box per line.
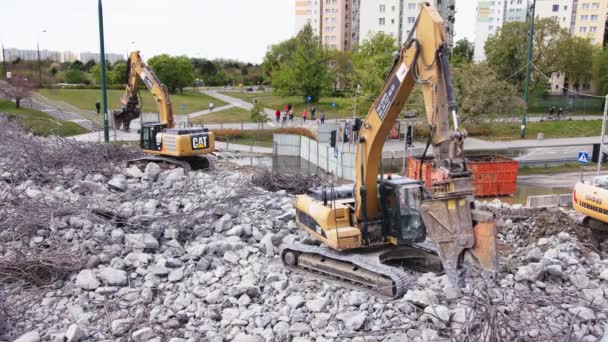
<box><xmin>113</xmin><ymin>51</ymin><xmax>174</xmax><ymax>130</ymax></box>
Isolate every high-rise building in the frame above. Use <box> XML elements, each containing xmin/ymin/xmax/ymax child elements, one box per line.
<box><xmin>321</xmin><ymin>0</ymin><xmax>354</xmax><ymax>50</ymax></box>
<box><xmin>535</xmin><ymin>0</ymin><xmax>575</xmax><ymax>95</ymax></box>
<box><xmin>535</xmin><ymin>0</ymin><xmax>575</xmax><ymax>31</ymax></box>
<box><xmin>2</xmin><ymin>48</ymin><xmax>61</xmax><ymax>62</ymax></box>
<box><xmin>351</xmin><ymin>0</ymin><xmax>361</xmax><ymax>46</ymax></box>
<box><xmin>295</xmin><ymin>0</ymin><xmax>322</xmax><ymax>36</ymax></box>
<box><xmin>80</xmin><ymin>52</ymin><xmax>124</xmax><ymax>65</ymax></box>
<box><xmin>61</xmin><ymin>51</ymin><xmax>79</xmax><ymax>63</ymax></box>
<box><xmin>573</xmin><ymin>0</ymin><xmax>608</xmax><ymax>45</ymax></box>
<box><xmin>474</xmin><ymin>0</ymin><xmax>531</xmax><ymax>62</ymax></box>
<box><xmin>294</xmin><ymin>0</ymin><xmax>354</xmax><ymax>51</ymax></box>
<box><xmin>358</xmin><ymin>0</ymin><xmax>455</xmax><ymax>47</ymax></box>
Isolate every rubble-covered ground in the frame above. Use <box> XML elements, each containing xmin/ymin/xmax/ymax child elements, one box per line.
<box><xmin>2</xmin><ymin>116</ymin><xmax>608</xmax><ymax>342</ymax></box>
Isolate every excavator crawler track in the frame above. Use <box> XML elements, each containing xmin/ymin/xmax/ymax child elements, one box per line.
<box><xmin>281</xmin><ymin>243</ymin><xmax>416</xmax><ymax>298</ymax></box>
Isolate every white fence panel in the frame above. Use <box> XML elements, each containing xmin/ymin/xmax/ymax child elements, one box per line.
<box><xmin>273</xmin><ymin>134</ymin><xmax>301</xmax><ymax>157</ymax></box>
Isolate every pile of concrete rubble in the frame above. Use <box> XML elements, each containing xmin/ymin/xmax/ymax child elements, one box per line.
<box><xmin>2</xmin><ymin>122</ymin><xmax>608</xmax><ymax>342</ymax></box>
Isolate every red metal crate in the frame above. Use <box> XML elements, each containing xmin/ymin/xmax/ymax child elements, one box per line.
<box><xmin>406</xmin><ymin>155</ymin><xmax>518</xmax><ymax>197</ymax></box>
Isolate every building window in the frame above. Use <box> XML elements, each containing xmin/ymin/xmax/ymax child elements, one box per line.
<box><xmin>582</xmin><ymin>3</ymin><xmax>590</xmax><ymax>9</ymax></box>
<box><xmin>592</xmin><ymin>3</ymin><xmax>600</xmax><ymax>9</ymax></box>
<box><xmin>407</xmin><ymin>16</ymin><xmax>415</xmax><ymax>23</ymax></box>
<box><xmin>552</xmin><ymin>4</ymin><xmax>559</xmax><ymax>12</ymax></box>
<box><xmin>583</xmin><ymin>83</ymin><xmax>591</xmax><ymax>90</ymax></box>
<box><xmin>379</xmin><ymin>4</ymin><xmax>386</xmax><ymax>12</ymax></box>
<box><xmin>581</xmin><ymin>15</ymin><xmax>588</xmax><ymax>21</ymax></box>
<box><xmin>564</xmin><ymin>5</ymin><xmax>567</xmax><ymax>10</ymax></box>
<box><xmin>590</xmin><ymin>26</ymin><xmax>597</xmax><ymax>32</ymax></box>
<box><xmin>379</xmin><ymin>17</ymin><xmax>385</xmax><ymax>25</ymax></box>
<box><xmin>408</xmin><ymin>3</ymin><xmax>416</xmax><ymax>10</ymax></box>
<box><xmin>392</xmin><ymin>5</ymin><xmax>396</xmax><ymax>11</ymax></box>
<box><xmin>391</xmin><ymin>18</ymin><xmax>395</xmax><ymax>24</ymax></box>
<box><xmin>580</xmin><ymin>26</ymin><xmax>587</xmax><ymax>33</ymax></box>
<box><xmin>591</xmin><ymin>15</ymin><xmax>598</xmax><ymax>21</ymax></box>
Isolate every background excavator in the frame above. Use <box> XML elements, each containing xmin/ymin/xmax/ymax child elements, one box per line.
<box><xmin>573</xmin><ymin>176</ymin><xmax>608</xmax><ymax>246</ymax></box>
<box><xmin>113</xmin><ymin>51</ymin><xmax>214</xmax><ymax>171</ymax></box>
<box><xmin>281</xmin><ymin>3</ymin><xmax>499</xmax><ymax>298</ymax></box>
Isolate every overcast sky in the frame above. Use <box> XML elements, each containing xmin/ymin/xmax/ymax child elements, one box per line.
<box><xmin>0</xmin><ymin>0</ymin><xmax>476</xmax><ymax>63</ymax></box>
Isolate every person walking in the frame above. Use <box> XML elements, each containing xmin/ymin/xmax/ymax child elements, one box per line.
<box><xmin>311</xmin><ymin>106</ymin><xmax>316</xmax><ymax>120</ymax></box>
<box><xmin>302</xmin><ymin>110</ymin><xmax>307</xmax><ymax>122</ymax></box>
<box><xmin>275</xmin><ymin>109</ymin><xmax>281</xmax><ymax>123</ymax></box>
<box><xmin>95</xmin><ymin>101</ymin><xmax>101</xmax><ymax>114</ymax></box>
<box><xmin>320</xmin><ymin>111</ymin><xmax>325</xmax><ymax>124</ymax></box>
<box><xmin>209</xmin><ymin>102</ymin><xmax>214</xmax><ymax>112</ymax></box>
<box><xmin>289</xmin><ymin>108</ymin><xmax>294</xmax><ymax>121</ymax></box>
<box><xmin>282</xmin><ymin>111</ymin><xmax>287</xmax><ymax>125</ymax></box>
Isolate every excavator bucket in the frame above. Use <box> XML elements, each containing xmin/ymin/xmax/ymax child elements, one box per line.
<box><xmin>420</xmin><ymin>196</ymin><xmax>498</xmax><ymax>287</ymax></box>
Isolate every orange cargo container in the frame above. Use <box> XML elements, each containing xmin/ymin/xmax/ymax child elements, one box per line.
<box><xmin>406</xmin><ymin>155</ymin><xmax>518</xmax><ymax>197</ymax></box>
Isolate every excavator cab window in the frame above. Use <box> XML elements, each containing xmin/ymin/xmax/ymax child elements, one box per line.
<box><xmin>141</xmin><ymin>124</ymin><xmax>164</xmax><ymax>151</ymax></box>
<box><xmin>380</xmin><ymin>182</ymin><xmax>426</xmax><ymax>242</ymax></box>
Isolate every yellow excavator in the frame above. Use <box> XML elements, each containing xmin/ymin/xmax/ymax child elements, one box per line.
<box><xmin>113</xmin><ymin>51</ymin><xmax>214</xmax><ymax>171</ymax></box>
<box><xmin>573</xmin><ymin>176</ymin><xmax>608</xmax><ymax>245</ymax></box>
<box><xmin>281</xmin><ymin>3</ymin><xmax>498</xmax><ymax>298</ymax></box>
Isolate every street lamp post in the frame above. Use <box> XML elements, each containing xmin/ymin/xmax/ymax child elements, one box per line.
<box><xmin>37</xmin><ymin>29</ymin><xmax>47</xmax><ymax>86</ymax></box>
<box><xmin>98</xmin><ymin>0</ymin><xmax>109</xmax><ymax>142</ymax></box>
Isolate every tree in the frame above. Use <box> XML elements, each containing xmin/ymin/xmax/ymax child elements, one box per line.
<box><xmin>263</xmin><ymin>24</ymin><xmax>332</xmax><ymax>102</ymax></box>
<box><xmin>63</xmin><ymin>69</ymin><xmax>88</xmax><ymax>84</ymax></box>
<box><xmin>555</xmin><ymin>36</ymin><xmax>596</xmax><ymax>91</ymax></box>
<box><xmin>351</xmin><ymin>32</ymin><xmax>398</xmax><ymax>97</ymax></box>
<box><xmin>89</xmin><ymin>64</ymin><xmax>109</xmax><ymax>84</ymax></box>
<box><xmin>0</xmin><ymin>75</ymin><xmax>34</xmax><ymax>108</ymax></box>
<box><xmin>451</xmin><ymin>63</ymin><xmax>525</xmax><ymax>123</ymax></box>
<box><xmin>593</xmin><ymin>48</ymin><xmax>608</xmax><ymax>95</ymax></box>
<box><xmin>147</xmin><ymin>55</ymin><xmax>195</xmax><ymax>93</ymax></box>
<box><xmin>485</xmin><ymin>19</ymin><xmax>568</xmax><ymax>92</ymax></box>
<box><xmin>329</xmin><ymin>50</ymin><xmax>353</xmax><ymax>90</ymax></box>
<box><xmin>451</xmin><ymin>38</ymin><xmax>474</xmax><ymax>66</ymax></box>
<box><xmin>110</xmin><ymin>62</ymin><xmax>128</xmax><ymax>85</ymax></box>
<box><xmin>250</xmin><ymin>101</ymin><xmax>269</xmax><ymax>126</ymax></box>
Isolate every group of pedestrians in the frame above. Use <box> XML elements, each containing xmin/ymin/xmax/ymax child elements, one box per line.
<box><xmin>274</xmin><ymin>104</ymin><xmax>325</xmax><ymax>125</ymax></box>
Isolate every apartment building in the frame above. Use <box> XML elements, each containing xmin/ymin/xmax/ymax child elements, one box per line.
<box><xmin>79</xmin><ymin>52</ymin><xmax>124</xmax><ymax>64</ymax></box>
<box><xmin>535</xmin><ymin>0</ymin><xmax>575</xmax><ymax>94</ymax></box>
<box><xmin>321</xmin><ymin>0</ymin><xmax>354</xmax><ymax>50</ymax></box>
<box><xmin>574</xmin><ymin>0</ymin><xmax>607</xmax><ymax>45</ymax></box>
<box><xmin>2</xmin><ymin>48</ymin><xmax>61</xmax><ymax>62</ymax></box>
<box><xmin>295</xmin><ymin>0</ymin><xmax>322</xmax><ymax>36</ymax></box>
<box><xmin>474</xmin><ymin>0</ymin><xmax>531</xmax><ymax>62</ymax></box>
<box><xmin>294</xmin><ymin>0</ymin><xmax>354</xmax><ymax>51</ymax></box>
<box><xmin>358</xmin><ymin>0</ymin><xmax>455</xmax><ymax>47</ymax></box>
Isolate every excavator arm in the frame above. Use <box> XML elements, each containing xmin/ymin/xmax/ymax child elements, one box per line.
<box><xmin>354</xmin><ymin>3</ymin><xmax>497</xmax><ymax>285</ymax></box>
<box><xmin>113</xmin><ymin>51</ymin><xmax>174</xmax><ymax>130</ymax></box>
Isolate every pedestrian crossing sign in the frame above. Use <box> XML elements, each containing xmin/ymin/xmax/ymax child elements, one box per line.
<box><xmin>578</xmin><ymin>152</ymin><xmax>589</xmax><ymax>164</ymax></box>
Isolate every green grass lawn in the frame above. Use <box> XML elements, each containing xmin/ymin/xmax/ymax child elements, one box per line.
<box><xmin>518</xmin><ymin>162</ymin><xmax>608</xmax><ymax>175</ymax></box>
<box><xmin>216</xmin><ymin>130</ymin><xmax>275</xmax><ymax>148</ymax></box>
<box><xmin>482</xmin><ymin>120</ymin><xmax>601</xmax><ymax>140</ymax></box>
<box><xmin>0</xmin><ymin>99</ymin><xmax>89</xmax><ymax>137</ymax></box>
<box><xmin>219</xmin><ymin>92</ymin><xmax>361</xmax><ymax>119</ymax></box>
<box><xmin>38</xmin><ymin>89</ymin><xmax>226</xmax><ymax>113</ymax></box>
<box><xmin>189</xmin><ymin>107</ymin><xmax>251</xmax><ymax>124</ymax></box>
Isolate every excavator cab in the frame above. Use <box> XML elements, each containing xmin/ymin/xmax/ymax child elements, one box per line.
<box><xmin>140</xmin><ymin>123</ymin><xmax>166</xmax><ymax>151</ymax></box>
<box><xmin>379</xmin><ymin>177</ymin><xmax>426</xmax><ymax>244</ymax></box>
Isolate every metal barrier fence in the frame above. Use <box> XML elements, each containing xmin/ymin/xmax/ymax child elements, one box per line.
<box><xmin>273</xmin><ymin>133</ymin><xmax>356</xmax><ymax>181</ymax></box>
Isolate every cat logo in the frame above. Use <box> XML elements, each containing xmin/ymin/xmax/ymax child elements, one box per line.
<box><xmin>191</xmin><ymin>134</ymin><xmax>209</xmax><ymax>150</ymax></box>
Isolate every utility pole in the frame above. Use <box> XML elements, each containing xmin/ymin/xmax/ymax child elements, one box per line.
<box><xmin>37</xmin><ymin>29</ymin><xmax>46</xmax><ymax>86</ymax></box>
<box><xmin>1</xmin><ymin>43</ymin><xmax>7</xmax><ymax>79</ymax></box>
<box><xmin>98</xmin><ymin>0</ymin><xmax>109</xmax><ymax>142</ymax></box>
<box><xmin>521</xmin><ymin>0</ymin><xmax>536</xmax><ymax>138</ymax></box>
